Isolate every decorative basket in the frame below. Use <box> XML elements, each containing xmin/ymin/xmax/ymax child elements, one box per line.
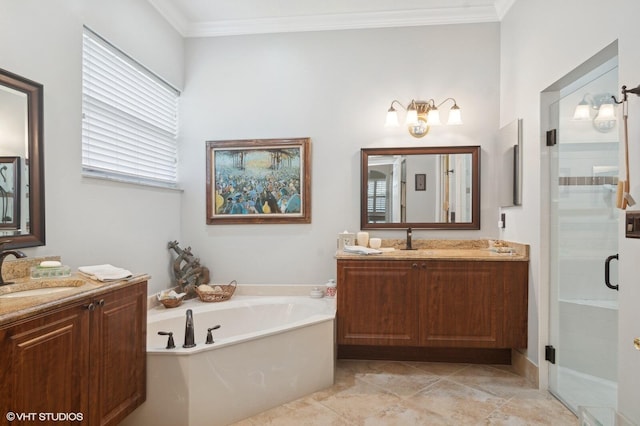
<box><xmin>159</xmin><ymin>297</ymin><xmax>183</xmax><ymax>309</ymax></box>
<box><xmin>195</xmin><ymin>280</ymin><xmax>237</xmax><ymax>303</ymax></box>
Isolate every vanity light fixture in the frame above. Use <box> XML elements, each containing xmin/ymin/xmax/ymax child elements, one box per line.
<box><xmin>385</xmin><ymin>98</ymin><xmax>462</xmax><ymax>138</ymax></box>
<box><xmin>572</xmin><ymin>92</ymin><xmax>617</xmax><ymax>133</ymax></box>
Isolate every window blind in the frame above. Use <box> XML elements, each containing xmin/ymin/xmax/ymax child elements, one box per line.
<box><xmin>82</xmin><ymin>27</ymin><xmax>179</xmax><ymax>188</ymax></box>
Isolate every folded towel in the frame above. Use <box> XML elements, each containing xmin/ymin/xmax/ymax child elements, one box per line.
<box><xmin>343</xmin><ymin>245</ymin><xmax>383</xmax><ymax>255</ymax></box>
<box><xmin>78</xmin><ymin>264</ymin><xmax>133</xmax><ymax>281</ymax></box>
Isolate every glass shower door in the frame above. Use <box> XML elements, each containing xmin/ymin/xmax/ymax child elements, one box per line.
<box><xmin>548</xmin><ymin>59</ymin><xmax>619</xmax><ymax>415</ymax></box>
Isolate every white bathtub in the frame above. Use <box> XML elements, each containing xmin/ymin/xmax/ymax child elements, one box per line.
<box><xmin>122</xmin><ymin>295</ymin><xmax>336</xmax><ymax>426</ymax></box>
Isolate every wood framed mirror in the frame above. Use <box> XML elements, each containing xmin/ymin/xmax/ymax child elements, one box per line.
<box><xmin>361</xmin><ymin>146</ymin><xmax>480</xmax><ymax>230</ymax></box>
<box><xmin>0</xmin><ymin>68</ymin><xmax>45</xmax><ymax>248</ymax></box>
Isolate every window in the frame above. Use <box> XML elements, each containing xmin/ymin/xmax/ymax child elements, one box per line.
<box><xmin>367</xmin><ymin>172</ymin><xmax>387</xmax><ymax>223</ymax></box>
<box><xmin>82</xmin><ymin>27</ymin><xmax>179</xmax><ymax>188</ymax></box>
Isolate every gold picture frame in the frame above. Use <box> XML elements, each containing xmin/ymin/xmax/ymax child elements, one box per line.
<box><xmin>206</xmin><ymin>138</ymin><xmax>311</xmax><ymax>224</ymax></box>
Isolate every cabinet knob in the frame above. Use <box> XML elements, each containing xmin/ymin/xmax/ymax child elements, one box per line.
<box><xmin>85</xmin><ymin>302</ymin><xmax>95</xmax><ymax>311</ymax></box>
<box><xmin>412</xmin><ymin>263</ymin><xmax>418</xmax><ymax>269</ymax></box>
<box><xmin>421</xmin><ymin>263</ymin><xmax>426</xmax><ymax>269</ymax></box>
<box><xmin>97</xmin><ymin>299</ymin><xmax>105</xmax><ymax>307</ymax></box>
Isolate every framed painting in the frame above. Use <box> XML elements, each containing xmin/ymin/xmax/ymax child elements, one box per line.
<box><xmin>0</xmin><ymin>156</ymin><xmax>20</xmax><ymax>229</ymax></box>
<box><xmin>206</xmin><ymin>138</ymin><xmax>311</xmax><ymax>224</ymax></box>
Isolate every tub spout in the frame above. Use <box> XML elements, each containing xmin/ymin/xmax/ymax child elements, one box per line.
<box><xmin>183</xmin><ymin>309</ymin><xmax>196</xmax><ymax>348</ymax></box>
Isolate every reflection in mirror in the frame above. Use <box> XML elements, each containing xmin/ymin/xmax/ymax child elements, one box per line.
<box><xmin>0</xmin><ymin>68</ymin><xmax>44</xmax><ymax>248</ymax></box>
<box><xmin>0</xmin><ymin>156</ymin><xmax>20</xmax><ymax>229</ymax></box>
<box><xmin>361</xmin><ymin>146</ymin><xmax>480</xmax><ymax>230</ymax></box>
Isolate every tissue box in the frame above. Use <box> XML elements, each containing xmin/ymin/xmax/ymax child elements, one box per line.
<box><xmin>30</xmin><ymin>265</ymin><xmax>72</xmax><ymax>279</ymax></box>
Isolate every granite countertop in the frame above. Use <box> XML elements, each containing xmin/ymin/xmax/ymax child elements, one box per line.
<box><xmin>335</xmin><ymin>239</ymin><xmax>529</xmax><ymax>261</ymax></box>
<box><xmin>0</xmin><ymin>256</ymin><xmax>150</xmax><ymax>326</ymax></box>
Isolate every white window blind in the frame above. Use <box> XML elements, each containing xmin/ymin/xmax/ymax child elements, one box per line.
<box><xmin>82</xmin><ymin>27</ymin><xmax>179</xmax><ymax>188</ymax></box>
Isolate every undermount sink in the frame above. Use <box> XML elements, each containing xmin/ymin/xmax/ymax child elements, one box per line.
<box><xmin>0</xmin><ymin>279</ymin><xmax>86</xmax><ymax>299</ymax></box>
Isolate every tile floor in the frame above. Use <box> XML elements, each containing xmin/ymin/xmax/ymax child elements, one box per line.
<box><xmin>232</xmin><ymin>360</ymin><xmax>578</xmax><ymax>425</ymax></box>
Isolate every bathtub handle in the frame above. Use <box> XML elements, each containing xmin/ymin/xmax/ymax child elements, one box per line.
<box><xmin>604</xmin><ymin>254</ymin><xmax>619</xmax><ymax>291</ymax></box>
<box><xmin>158</xmin><ymin>331</ymin><xmax>176</xmax><ymax>349</ymax></box>
<box><xmin>206</xmin><ymin>325</ymin><xmax>221</xmax><ymax>345</ymax></box>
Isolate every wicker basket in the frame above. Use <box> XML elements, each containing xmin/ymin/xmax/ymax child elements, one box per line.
<box><xmin>159</xmin><ymin>297</ymin><xmax>183</xmax><ymax>309</ymax></box>
<box><xmin>195</xmin><ymin>280</ymin><xmax>237</xmax><ymax>303</ymax></box>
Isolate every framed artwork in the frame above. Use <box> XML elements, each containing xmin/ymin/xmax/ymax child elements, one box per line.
<box><xmin>0</xmin><ymin>156</ymin><xmax>20</xmax><ymax>229</ymax></box>
<box><xmin>415</xmin><ymin>173</ymin><xmax>426</xmax><ymax>191</ymax></box>
<box><xmin>206</xmin><ymin>138</ymin><xmax>311</xmax><ymax>224</ymax></box>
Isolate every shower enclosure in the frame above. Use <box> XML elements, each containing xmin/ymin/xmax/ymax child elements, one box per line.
<box><xmin>548</xmin><ymin>56</ymin><xmax>620</xmax><ymax>415</ymax></box>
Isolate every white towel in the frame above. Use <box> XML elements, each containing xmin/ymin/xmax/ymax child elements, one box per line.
<box><xmin>343</xmin><ymin>245</ymin><xmax>383</xmax><ymax>255</ymax></box>
<box><xmin>78</xmin><ymin>264</ymin><xmax>133</xmax><ymax>281</ymax></box>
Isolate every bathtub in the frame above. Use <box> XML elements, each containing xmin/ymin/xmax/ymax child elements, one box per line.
<box><xmin>121</xmin><ymin>294</ymin><xmax>336</xmax><ymax>426</ymax></box>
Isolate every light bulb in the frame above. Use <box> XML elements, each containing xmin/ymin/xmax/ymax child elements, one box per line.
<box><xmin>385</xmin><ymin>108</ymin><xmax>399</xmax><ymax>127</ymax></box>
<box><xmin>426</xmin><ymin>108</ymin><xmax>441</xmax><ymax>126</ymax></box>
<box><xmin>447</xmin><ymin>105</ymin><xmax>462</xmax><ymax>125</ymax></box>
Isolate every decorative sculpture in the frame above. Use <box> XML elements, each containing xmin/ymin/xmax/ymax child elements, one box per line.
<box><xmin>167</xmin><ymin>241</ymin><xmax>210</xmax><ymax>295</ymax></box>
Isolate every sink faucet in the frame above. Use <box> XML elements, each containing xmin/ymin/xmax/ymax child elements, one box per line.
<box><xmin>0</xmin><ymin>248</ymin><xmax>27</xmax><ymax>285</ymax></box>
<box><xmin>405</xmin><ymin>227</ymin><xmax>413</xmax><ymax>250</ymax></box>
<box><xmin>183</xmin><ymin>309</ymin><xmax>196</xmax><ymax>348</ymax></box>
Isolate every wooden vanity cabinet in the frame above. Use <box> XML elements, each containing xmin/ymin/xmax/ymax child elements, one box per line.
<box><xmin>337</xmin><ymin>259</ymin><xmax>528</xmax><ymax>356</ymax></box>
<box><xmin>89</xmin><ymin>281</ymin><xmax>147</xmax><ymax>425</ymax></box>
<box><xmin>337</xmin><ymin>260</ymin><xmax>419</xmax><ymax>346</ymax></box>
<box><xmin>420</xmin><ymin>261</ymin><xmax>527</xmax><ymax>348</ymax></box>
<box><xmin>0</xmin><ymin>281</ymin><xmax>147</xmax><ymax>426</ymax></box>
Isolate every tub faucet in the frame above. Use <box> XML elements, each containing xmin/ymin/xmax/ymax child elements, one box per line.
<box><xmin>183</xmin><ymin>309</ymin><xmax>196</xmax><ymax>348</ymax></box>
<box><xmin>0</xmin><ymin>248</ymin><xmax>26</xmax><ymax>285</ymax></box>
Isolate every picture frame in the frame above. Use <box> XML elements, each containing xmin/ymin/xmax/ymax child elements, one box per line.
<box><xmin>0</xmin><ymin>156</ymin><xmax>20</xmax><ymax>229</ymax></box>
<box><xmin>415</xmin><ymin>173</ymin><xmax>426</xmax><ymax>191</ymax></box>
<box><xmin>206</xmin><ymin>138</ymin><xmax>311</xmax><ymax>224</ymax></box>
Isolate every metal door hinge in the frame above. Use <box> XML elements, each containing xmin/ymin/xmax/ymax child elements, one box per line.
<box><xmin>545</xmin><ymin>345</ymin><xmax>556</xmax><ymax>364</ymax></box>
<box><xmin>546</xmin><ymin>129</ymin><xmax>557</xmax><ymax>146</ymax></box>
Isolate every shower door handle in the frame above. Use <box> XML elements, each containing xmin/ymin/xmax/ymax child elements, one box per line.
<box><xmin>604</xmin><ymin>254</ymin><xmax>619</xmax><ymax>291</ymax></box>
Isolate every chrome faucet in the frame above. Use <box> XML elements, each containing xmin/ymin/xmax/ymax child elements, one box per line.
<box><xmin>183</xmin><ymin>309</ymin><xmax>196</xmax><ymax>348</ymax></box>
<box><xmin>0</xmin><ymin>249</ymin><xmax>27</xmax><ymax>285</ymax></box>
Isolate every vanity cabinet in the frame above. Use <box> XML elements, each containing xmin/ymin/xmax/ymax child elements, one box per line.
<box><xmin>0</xmin><ymin>281</ymin><xmax>147</xmax><ymax>426</ymax></box>
<box><xmin>337</xmin><ymin>260</ymin><xmax>419</xmax><ymax>346</ymax></box>
<box><xmin>337</xmin><ymin>259</ymin><xmax>527</xmax><ymax>360</ymax></box>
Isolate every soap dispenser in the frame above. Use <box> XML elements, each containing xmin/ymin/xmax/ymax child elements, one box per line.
<box><xmin>325</xmin><ymin>279</ymin><xmax>337</xmax><ymax>298</ymax></box>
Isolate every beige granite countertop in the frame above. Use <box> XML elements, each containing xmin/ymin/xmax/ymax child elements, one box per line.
<box><xmin>0</xmin><ymin>257</ymin><xmax>150</xmax><ymax>326</ymax></box>
<box><xmin>335</xmin><ymin>239</ymin><xmax>529</xmax><ymax>261</ymax></box>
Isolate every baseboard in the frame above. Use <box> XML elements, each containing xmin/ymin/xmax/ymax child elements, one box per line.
<box><xmin>511</xmin><ymin>349</ymin><xmax>539</xmax><ymax>387</ymax></box>
<box><xmin>338</xmin><ymin>345</ymin><xmax>512</xmax><ymax>364</ymax></box>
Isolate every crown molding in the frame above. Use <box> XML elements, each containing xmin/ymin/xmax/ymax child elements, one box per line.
<box><xmin>494</xmin><ymin>0</ymin><xmax>518</xmax><ymax>19</ymax></box>
<box><xmin>148</xmin><ymin>0</ymin><xmax>190</xmax><ymax>35</ymax></box>
<box><xmin>157</xmin><ymin>6</ymin><xmax>500</xmax><ymax>38</ymax></box>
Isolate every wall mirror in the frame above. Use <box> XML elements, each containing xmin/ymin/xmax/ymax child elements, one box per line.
<box><xmin>361</xmin><ymin>146</ymin><xmax>480</xmax><ymax>230</ymax></box>
<box><xmin>0</xmin><ymin>68</ymin><xmax>44</xmax><ymax>248</ymax></box>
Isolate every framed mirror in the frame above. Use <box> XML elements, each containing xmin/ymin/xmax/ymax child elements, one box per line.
<box><xmin>0</xmin><ymin>68</ymin><xmax>45</xmax><ymax>248</ymax></box>
<box><xmin>361</xmin><ymin>146</ymin><xmax>480</xmax><ymax>230</ymax></box>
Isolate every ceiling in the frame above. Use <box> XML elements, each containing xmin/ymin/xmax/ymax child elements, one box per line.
<box><xmin>148</xmin><ymin>0</ymin><xmax>517</xmax><ymax>37</ymax></box>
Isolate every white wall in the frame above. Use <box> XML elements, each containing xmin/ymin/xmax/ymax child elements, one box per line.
<box><xmin>0</xmin><ymin>0</ymin><xmax>184</xmax><ymax>294</ymax></box>
<box><xmin>500</xmin><ymin>0</ymin><xmax>640</xmax><ymax>420</ymax></box>
<box><xmin>179</xmin><ymin>23</ymin><xmax>501</xmax><ymax>286</ymax></box>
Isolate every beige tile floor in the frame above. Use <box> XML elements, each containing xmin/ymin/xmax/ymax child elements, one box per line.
<box><xmin>233</xmin><ymin>360</ymin><xmax>578</xmax><ymax>426</ymax></box>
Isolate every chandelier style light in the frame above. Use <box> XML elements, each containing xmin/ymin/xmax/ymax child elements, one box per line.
<box><xmin>385</xmin><ymin>98</ymin><xmax>462</xmax><ymax>138</ymax></box>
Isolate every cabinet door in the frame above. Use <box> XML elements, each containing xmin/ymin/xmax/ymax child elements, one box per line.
<box><xmin>89</xmin><ymin>282</ymin><xmax>147</xmax><ymax>426</ymax></box>
<box><xmin>420</xmin><ymin>261</ymin><xmax>504</xmax><ymax>348</ymax></box>
<box><xmin>0</xmin><ymin>302</ymin><xmax>91</xmax><ymax>417</ymax></box>
<box><xmin>338</xmin><ymin>261</ymin><xmax>418</xmax><ymax>346</ymax></box>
